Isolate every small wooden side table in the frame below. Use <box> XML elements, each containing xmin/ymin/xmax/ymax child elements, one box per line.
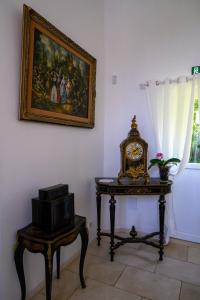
<box><xmin>95</xmin><ymin>177</ymin><xmax>172</xmax><ymax>262</ymax></box>
<box><xmin>14</xmin><ymin>215</ymin><xmax>88</xmax><ymax>300</ymax></box>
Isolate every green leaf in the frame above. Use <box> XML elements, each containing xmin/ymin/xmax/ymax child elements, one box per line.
<box><xmin>148</xmin><ymin>164</ymin><xmax>153</xmax><ymax>170</ymax></box>
<box><xmin>164</xmin><ymin>158</ymin><xmax>181</xmax><ymax>166</ymax></box>
<box><xmin>150</xmin><ymin>159</ymin><xmax>162</xmax><ymax>164</ymax></box>
<box><xmin>148</xmin><ymin>159</ymin><xmax>164</xmax><ymax>169</ymax></box>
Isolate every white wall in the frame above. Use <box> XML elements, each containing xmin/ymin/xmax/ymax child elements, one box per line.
<box><xmin>0</xmin><ymin>0</ymin><xmax>104</xmax><ymax>299</ymax></box>
<box><xmin>103</xmin><ymin>0</ymin><xmax>200</xmax><ymax>241</ymax></box>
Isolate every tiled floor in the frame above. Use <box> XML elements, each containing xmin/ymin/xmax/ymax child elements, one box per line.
<box><xmin>31</xmin><ymin>235</ymin><xmax>200</xmax><ymax>300</ymax></box>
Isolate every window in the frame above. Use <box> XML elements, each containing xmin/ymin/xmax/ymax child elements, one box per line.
<box><xmin>189</xmin><ymin>99</ymin><xmax>200</xmax><ymax>163</ymax></box>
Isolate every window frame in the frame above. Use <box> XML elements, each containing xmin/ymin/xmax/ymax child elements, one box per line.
<box><xmin>186</xmin><ymin>162</ymin><xmax>200</xmax><ymax>169</ymax></box>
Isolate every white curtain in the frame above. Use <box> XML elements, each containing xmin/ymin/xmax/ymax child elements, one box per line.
<box><xmin>145</xmin><ymin>75</ymin><xmax>198</xmax><ymax>243</ymax></box>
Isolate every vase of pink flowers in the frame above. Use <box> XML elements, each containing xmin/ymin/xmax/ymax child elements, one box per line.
<box><xmin>148</xmin><ymin>153</ymin><xmax>181</xmax><ymax>182</ymax></box>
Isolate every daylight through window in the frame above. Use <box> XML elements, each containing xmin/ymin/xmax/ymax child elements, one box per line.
<box><xmin>189</xmin><ymin>99</ymin><xmax>200</xmax><ymax>163</ymax></box>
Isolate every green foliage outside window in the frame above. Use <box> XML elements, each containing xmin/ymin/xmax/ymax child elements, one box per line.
<box><xmin>189</xmin><ymin>99</ymin><xmax>200</xmax><ymax>163</ymax></box>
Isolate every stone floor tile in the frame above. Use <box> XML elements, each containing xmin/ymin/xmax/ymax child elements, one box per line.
<box><xmin>41</xmin><ymin>269</ymin><xmax>80</xmax><ymax>300</ymax></box>
<box><xmin>87</xmin><ymin>240</ymin><xmax>110</xmax><ymax>259</ymax></box>
<box><xmin>69</xmin><ymin>278</ymin><xmax>141</xmax><ymax>300</ymax></box>
<box><xmin>156</xmin><ymin>257</ymin><xmax>200</xmax><ymax>286</ymax></box>
<box><xmin>180</xmin><ymin>282</ymin><xmax>200</xmax><ymax>300</ymax></box>
<box><xmin>139</xmin><ymin>240</ymin><xmax>188</xmax><ymax>261</ymax></box>
<box><xmin>114</xmin><ymin>246</ymin><xmax>158</xmax><ymax>272</ymax></box>
<box><xmin>66</xmin><ymin>253</ymin><xmax>126</xmax><ymax>285</ymax></box>
<box><xmin>188</xmin><ymin>247</ymin><xmax>200</xmax><ymax>265</ymax></box>
<box><xmin>164</xmin><ymin>242</ymin><xmax>188</xmax><ymax>261</ymax></box>
<box><xmin>90</xmin><ymin>236</ymin><xmax>110</xmax><ymax>246</ymax></box>
<box><xmin>116</xmin><ymin>266</ymin><xmax>181</xmax><ymax>300</ymax></box>
<box><xmin>89</xmin><ymin>237</ymin><xmax>109</xmax><ymax>247</ymax></box>
<box><xmin>29</xmin><ymin>293</ymin><xmax>46</xmax><ymax>300</ymax></box>
<box><xmin>171</xmin><ymin>238</ymin><xmax>200</xmax><ymax>249</ymax></box>
<box><xmin>139</xmin><ymin>243</ymin><xmax>160</xmax><ymax>255</ymax></box>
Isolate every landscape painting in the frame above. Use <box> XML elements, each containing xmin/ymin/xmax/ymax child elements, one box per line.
<box><xmin>20</xmin><ymin>5</ymin><xmax>96</xmax><ymax>128</ymax></box>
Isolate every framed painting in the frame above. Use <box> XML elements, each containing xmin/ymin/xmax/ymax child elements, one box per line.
<box><xmin>20</xmin><ymin>5</ymin><xmax>96</xmax><ymax>128</ymax></box>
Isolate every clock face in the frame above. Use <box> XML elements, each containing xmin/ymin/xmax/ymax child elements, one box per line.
<box><xmin>126</xmin><ymin>142</ymin><xmax>143</xmax><ymax>161</ymax></box>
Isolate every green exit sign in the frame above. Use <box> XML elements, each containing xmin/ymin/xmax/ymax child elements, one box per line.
<box><xmin>192</xmin><ymin>66</ymin><xmax>200</xmax><ymax>74</ymax></box>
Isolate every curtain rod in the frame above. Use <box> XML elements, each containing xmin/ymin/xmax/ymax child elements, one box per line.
<box><xmin>139</xmin><ymin>75</ymin><xmax>194</xmax><ymax>90</ymax></box>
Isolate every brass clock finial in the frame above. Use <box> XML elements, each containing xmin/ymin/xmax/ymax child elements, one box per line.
<box><xmin>129</xmin><ymin>115</ymin><xmax>139</xmax><ymax>137</ymax></box>
<box><xmin>131</xmin><ymin>115</ymin><xmax>137</xmax><ymax>129</ymax></box>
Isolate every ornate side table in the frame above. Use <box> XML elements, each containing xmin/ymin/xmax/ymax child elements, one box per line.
<box><xmin>95</xmin><ymin>177</ymin><xmax>172</xmax><ymax>262</ymax></box>
<box><xmin>14</xmin><ymin>215</ymin><xmax>88</xmax><ymax>300</ymax></box>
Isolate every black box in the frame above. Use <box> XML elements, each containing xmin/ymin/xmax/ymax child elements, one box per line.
<box><xmin>39</xmin><ymin>184</ymin><xmax>69</xmax><ymax>201</ymax></box>
<box><xmin>32</xmin><ymin>193</ymin><xmax>74</xmax><ymax>233</ymax></box>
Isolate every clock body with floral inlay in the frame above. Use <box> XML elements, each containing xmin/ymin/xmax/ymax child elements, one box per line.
<box><xmin>118</xmin><ymin>116</ymin><xmax>149</xmax><ymax>183</ymax></box>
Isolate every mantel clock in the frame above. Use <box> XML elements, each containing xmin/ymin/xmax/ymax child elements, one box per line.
<box><xmin>118</xmin><ymin>115</ymin><xmax>150</xmax><ymax>183</ymax></box>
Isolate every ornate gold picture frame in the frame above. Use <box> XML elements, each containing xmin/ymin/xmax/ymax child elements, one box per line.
<box><xmin>20</xmin><ymin>5</ymin><xmax>96</xmax><ymax>128</ymax></box>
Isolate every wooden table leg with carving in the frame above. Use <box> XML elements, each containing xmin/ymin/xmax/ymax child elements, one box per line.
<box><xmin>158</xmin><ymin>194</ymin><xmax>166</xmax><ymax>261</ymax></box>
<box><xmin>109</xmin><ymin>195</ymin><xmax>116</xmax><ymax>261</ymax></box>
<box><xmin>79</xmin><ymin>223</ymin><xmax>89</xmax><ymax>288</ymax></box>
<box><xmin>56</xmin><ymin>247</ymin><xmax>60</xmax><ymax>279</ymax></box>
<box><xmin>96</xmin><ymin>192</ymin><xmax>101</xmax><ymax>246</ymax></box>
<box><xmin>14</xmin><ymin>238</ymin><xmax>26</xmax><ymax>300</ymax></box>
<box><xmin>44</xmin><ymin>244</ymin><xmax>54</xmax><ymax>300</ymax></box>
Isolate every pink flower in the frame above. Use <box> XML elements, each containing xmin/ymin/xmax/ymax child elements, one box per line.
<box><xmin>156</xmin><ymin>152</ymin><xmax>164</xmax><ymax>160</ymax></box>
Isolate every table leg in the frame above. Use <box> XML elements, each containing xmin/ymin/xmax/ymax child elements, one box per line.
<box><xmin>79</xmin><ymin>224</ymin><xmax>89</xmax><ymax>288</ymax></box>
<box><xmin>56</xmin><ymin>247</ymin><xmax>60</xmax><ymax>279</ymax></box>
<box><xmin>158</xmin><ymin>195</ymin><xmax>166</xmax><ymax>261</ymax></box>
<box><xmin>14</xmin><ymin>239</ymin><xmax>26</xmax><ymax>300</ymax></box>
<box><xmin>96</xmin><ymin>192</ymin><xmax>101</xmax><ymax>246</ymax></box>
<box><xmin>44</xmin><ymin>244</ymin><xmax>54</xmax><ymax>300</ymax></box>
<box><xmin>109</xmin><ymin>195</ymin><xmax>116</xmax><ymax>261</ymax></box>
